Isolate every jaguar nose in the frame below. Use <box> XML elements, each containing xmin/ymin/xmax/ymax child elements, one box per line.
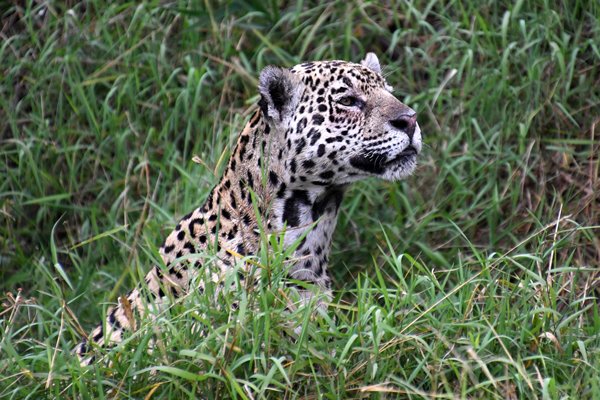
<box><xmin>390</xmin><ymin>113</ymin><xmax>417</xmax><ymax>140</ymax></box>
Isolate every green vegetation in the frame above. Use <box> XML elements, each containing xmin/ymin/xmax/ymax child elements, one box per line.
<box><xmin>1</xmin><ymin>0</ymin><xmax>599</xmax><ymax>398</ymax></box>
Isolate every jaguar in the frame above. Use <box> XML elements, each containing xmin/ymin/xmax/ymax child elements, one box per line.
<box><xmin>76</xmin><ymin>52</ymin><xmax>422</xmax><ymax>363</ymax></box>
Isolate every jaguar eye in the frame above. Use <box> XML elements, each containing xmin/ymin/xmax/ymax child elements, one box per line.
<box><xmin>338</xmin><ymin>96</ymin><xmax>359</xmax><ymax>107</ymax></box>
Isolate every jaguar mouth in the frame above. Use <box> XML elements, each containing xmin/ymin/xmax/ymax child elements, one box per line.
<box><xmin>350</xmin><ymin>146</ymin><xmax>418</xmax><ymax>174</ymax></box>
<box><xmin>385</xmin><ymin>146</ymin><xmax>417</xmax><ymax>165</ymax></box>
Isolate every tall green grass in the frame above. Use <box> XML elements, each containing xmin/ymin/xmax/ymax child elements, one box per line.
<box><xmin>1</xmin><ymin>0</ymin><xmax>599</xmax><ymax>398</ymax></box>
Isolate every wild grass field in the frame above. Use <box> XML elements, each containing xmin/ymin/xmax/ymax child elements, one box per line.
<box><xmin>1</xmin><ymin>0</ymin><xmax>599</xmax><ymax>398</ymax></box>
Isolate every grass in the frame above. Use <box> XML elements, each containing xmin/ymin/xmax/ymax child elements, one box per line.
<box><xmin>1</xmin><ymin>0</ymin><xmax>599</xmax><ymax>398</ymax></box>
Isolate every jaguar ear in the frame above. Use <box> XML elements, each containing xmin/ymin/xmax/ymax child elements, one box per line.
<box><xmin>360</xmin><ymin>52</ymin><xmax>382</xmax><ymax>74</ymax></box>
<box><xmin>258</xmin><ymin>66</ymin><xmax>303</xmax><ymax>123</ymax></box>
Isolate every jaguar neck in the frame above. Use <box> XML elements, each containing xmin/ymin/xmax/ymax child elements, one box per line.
<box><xmin>209</xmin><ymin>109</ymin><xmax>345</xmax><ymax>288</ymax></box>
